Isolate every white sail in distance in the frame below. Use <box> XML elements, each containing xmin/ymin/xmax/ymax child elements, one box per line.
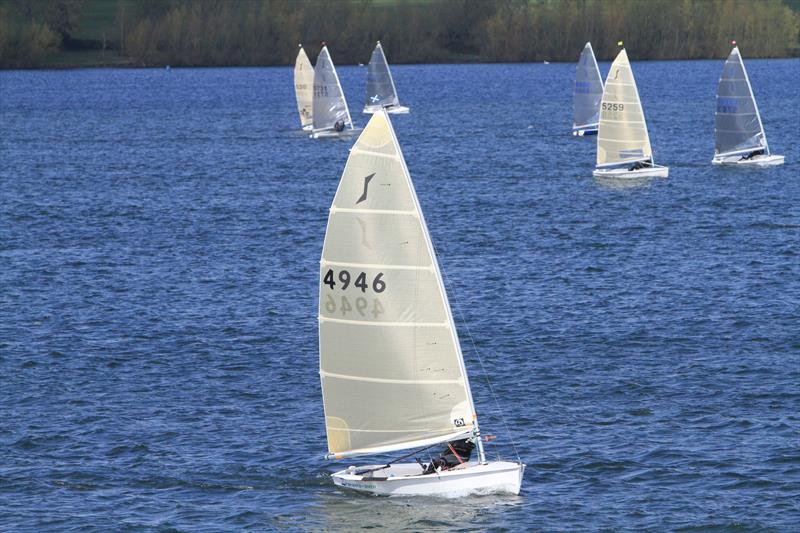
<box><xmin>312</xmin><ymin>45</ymin><xmax>353</xmax><ymax>132</ymax></box>
<box><xmin>596</xmin><ymin>48</ymin><xmax>654</xmax><ymax>167</ymax></box>
<box><xmin>714</xmin><ymin>46</ymin><xmax>769</xmax><ymax>157</ymax></box>
<box><xmin>573</xmin><ymin>42</ymin><xmax>604</xmax><ymax>132</ymax></box>
<box><xmin>319</xmin><ymin>111</ymin><xmax>476</xmax><ymax>459</ymax></box>
<box><xmin>294</xmin><ymin>45</ymin><xmax>314</xmax><ymax>128</ymax></box>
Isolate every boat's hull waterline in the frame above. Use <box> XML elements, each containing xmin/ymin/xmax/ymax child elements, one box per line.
<box><xmin>573</xmin><ymin>127</ymin><xmax>598</xmax><ymax>137</ymax></box>
<box><xmin>310</xmin><ymin>128</ymin><xmax>361</xmax><ymax>139</ymax></box>
<box><xmin>332</xmin><ymin>461</ymin><xmax>525</xmax><ymax>497</ymax></box>
<box><xmin>363</xmin><ymin>104</ymin><xmax>410</xmax><ymax>115</ymax></box>
<box><xmin>593</xmin><ymin>164</ymin><xmax>669</xmax><ymax>179</ymax></box>
<box><xmin>711</xmin><ymin>154</ymin><xmax>785</xmax><ymax>166</ymax></box>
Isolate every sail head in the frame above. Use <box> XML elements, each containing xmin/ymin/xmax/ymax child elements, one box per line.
<box><xmin>596</xmin><ymin>49</ymin><xmax>653</xmax><ymax>167</ymax></box>
<box><xmin>312</xmin><ymin>46</ymin><xmax>353</xmax><ymax>131</ymax></box>
<box><xmin>319</xmin><ymin>111</ymin><xmax>475</xmax><ymax>459</ymax></box>
<box><xmin>573</xmin><ymin>42</ymin><xmax>604</xmax><ymax>130</ymax></box>
<box><xmin>714</xmin><ymin>47</ymin><xmax>768</xmax><ymax>156</ymax></box>
<box><xmin>365</xmin><ymin>42</ymin><xmax>400</xmax><ymax>109</ymax></box>
<box><xmin>294</xmin><ymin>46</ymin><xmax>314</xmax><ymax>127</ymax></box>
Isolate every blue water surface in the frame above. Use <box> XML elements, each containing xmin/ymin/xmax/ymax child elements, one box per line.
<box><xmin>1</xmin><ymin>57</ymin><xmax>799</xmax><ymax>531</ymax></box>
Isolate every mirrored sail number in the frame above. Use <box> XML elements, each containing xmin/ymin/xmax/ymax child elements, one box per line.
<box><xmin>323</xmin><ymin>269</ymin><xmax>386</xmax><ymax>293</ymax></box>
<box><xmin>325</xmin><ymin>294</ymin><xmax>384</xmax><ymax>319</ymax></box>
<box><xmin>313</xmin><ymin>84</ymin><xmax>329</xmax><ymax>98</ymax></box>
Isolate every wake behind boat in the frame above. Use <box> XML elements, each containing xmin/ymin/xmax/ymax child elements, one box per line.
<box><xmin>573</xmin><ymin>42</ymin><xmax>603</xmax><ymax>136</ymax></box>
<box><xmin>594</xmin><ymin>46</ymin><xmax>668</xmax><ymax>179</ymax></box>
<box><xmin>363</xmin><ymin>41</ymin><xmax>409</xmax><ymax>114</ymax></box>
<box><xmin>294</xmin><ymin>44</ymin><xmax>314</xmax><ymax>131</ymax></box>
<box><xmin>712</xmin><ymin>43</ymin><xmax>784</xmax><ymax>166</ymax></box>
<box><xmin>311</xmin><ymin>44</ymin><xmax>358</xmax><ymax>139</ymax></box>
<box><xmin>318</xmin><ymin>110</ymin><xmax>523</xmax><ymax>497</ymax></box>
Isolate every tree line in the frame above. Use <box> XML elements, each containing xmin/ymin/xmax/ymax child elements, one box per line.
<box><xmin>1</xmin><ymin>0</ymin><xmax>798</xmax><ymax>69</ymax></box>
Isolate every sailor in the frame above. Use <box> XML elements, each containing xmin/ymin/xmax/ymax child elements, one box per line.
<box><xmin>423</xmin><ymin>438</ymin><xmax>476</xmax><ymax>474</ymax></box>
<box><xmin>333</xmin><ymin>120</ymin><xmax>345</xmax><ymax>132</ymax></box>
<box><xmin>628</xmin><ymin>159</ymin><xmax>652</xmax><ymax>171</ymax></box>
<box><xmin>742</xmin><ymin>149</ymin><xmax>765</xmax><ymax>160</ymax></box>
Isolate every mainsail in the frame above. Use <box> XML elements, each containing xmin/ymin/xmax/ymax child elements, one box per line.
<box><xmin>596</xmin><ymin>48</ymin><xmax>653</xmax><ymax>167</ymax></box>
<box><xmin>319</xmin><ymin>111</ymin><xmax>475</xmax><ymax>459</ymax></box>
<box><xmin>573</xmin><ymin>42</ymin><xmax>604</xmax><ymax>131</ymax></box>
<box><xmin>294</xmin><ymin>45</ymin><xmax>314</xmax><ymax>128</ymax></box>
<box><xmin>714</xmin><ymin>46</ymin><xmax>769</xmax><ymax>157</ymax></box>
<box><xmin>312</xmin><ymin>45</ymin><xmax>353</xmax><ymax>132</ymax></box>
<box><xmin>364</xmin><ymin>41</ymin><xmax>400</xmax><ymax>110</ymax></box>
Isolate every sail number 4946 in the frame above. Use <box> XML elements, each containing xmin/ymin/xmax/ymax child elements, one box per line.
<box><xmin>323</xmin><ymin>269</ymin><xmax>386</xmax><ymax>293</ymax></box>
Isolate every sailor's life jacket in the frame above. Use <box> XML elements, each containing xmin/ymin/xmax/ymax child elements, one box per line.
<box><xmin>422</xmin><ymin>439</ymin><xmax>475</xmax><ymax>474</ymax></box>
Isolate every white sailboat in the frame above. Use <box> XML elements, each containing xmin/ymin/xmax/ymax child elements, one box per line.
<box><xmin>294</xmin><ymin>44</ymin><xmax>314</xmax><ymax>131</ymax></box>
<box><xmin>318</xmin><ymin>110</ymin><xmax>524</xmax><ymax>497</ymax></box>
<box><xmin>594</xmin><ymin>46</ymin><xmax>668</xmax><ymax>179</ymax></box>
<box><xmin>712</xmin><ymin>44</ymin><xmax>784</xmax><ymax>166</ymax></box>
<box><xmin>363</xmin><ymin>41</ymin><xmax>409</xmax><ymax>114</ymax></box>
<box><xmin>573</xmin><ymin>42</ymin><xmax>603</xmax><ymax>136</ymax></box>
<box><xmin>311</xmin><ymin>44</ymin><xmax>356</xmax><ymax>139</ymax></box>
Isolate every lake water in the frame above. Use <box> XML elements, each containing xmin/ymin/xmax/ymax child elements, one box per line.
<box><xmin>1</xmin><ymin>58</ymin><xmax>799</xmax><ymax>531</ymax></box>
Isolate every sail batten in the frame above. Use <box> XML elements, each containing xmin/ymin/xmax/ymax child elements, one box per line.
<box><xmin>573</xmin><ymin>42</ymin><xmax>604</xmax><ymax>132</ymax></box>
<box><xmin>319</xmin><ymin>111</ymin><xmax>476</xmax><ymax>458</ymax></box>
<box><xmin>294</xmin><ymin>46</ymin><xmax>314</xmax><ymax>128</ymax></box>
<box><xmin>596</xmin><ymin>49</ymin><xmax>654</xmax><ymax>167</ymax></box>
<box><xmin>312</xmin><ymin>45</ymin><xmax>353</xmax><ymax>132</ymax></box>
<box><xmin>714</xmin><ymin>46</ymin><xmax>769</xmax><ymax>156</ymax></box>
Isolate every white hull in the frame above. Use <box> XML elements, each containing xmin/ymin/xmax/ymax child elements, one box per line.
<box><xmin>712</xmin><ymin>153</ymin><xmax>784</xmax><ymax>167</ymax></box>
<box><xmin>302</xmin><ymin>124</ymin><xmax>313</xmax><ymax>131</ymax></box>
<box><xmin>593</xmin><ymin>164</ymin><xmax>668</xmax><ymax>179</ymax></box>
<box><xmin>311</xmin><ymin>127</ymin><xmax>361</xmax><ymax>139</ymax></box>
<box><xmin>332</xmin><ymin>461</ymin><xmax>524</xmax><ymax>497</ymax></box>
<box><xmin>572</xmin><ymin>126</ymin><xmax>598</xmax><ymax>137</ymax></box>
<box><xmin>363</xmin><ymin>105</ymin><xmax>410</xmax><ymax>115</ymax></box>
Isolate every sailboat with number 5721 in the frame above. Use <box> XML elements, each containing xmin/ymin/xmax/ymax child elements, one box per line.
<box><xmin>317</xmin><ymin>110</ymin><xmax>524</xmax><ymax>497</ymax></box>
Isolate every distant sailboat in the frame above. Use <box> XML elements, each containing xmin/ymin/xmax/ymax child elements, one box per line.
<box><xmin>712</xmin><ymin>44</ymin><xmax>784</xmax><ymax>166</ymax></box>
<box><xmin>594</xmin><ymin>46</ymin><xmax>668</xmax><ymax>179</ymax></box>
<box><xmin>573</xmin><ymin>42</ymin><xmax>603</xmax><ymax>136</ymax></box>
<box><xmin>319</xmin><ymin>110</ymin><xmax>524</xmax><ymax>497</ymax></box>
<box><xmin>312</xmin><ymin>44</ymin><xmax>356</xmax><ymax>139</ymax></box>
<box><xmin>363</xmin><ymin>41</ymin><xmax>409</xmax><ymax>114</ymax></box>
<box><xmin>294</xmin><ymin>44</ymin><xmax>314</xmax><ymax>131</ymax></box>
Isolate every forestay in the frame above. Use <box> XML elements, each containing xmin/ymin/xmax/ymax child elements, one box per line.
<box><xmin>573</xmin><ymin>42</ymin><xmax>604</xmax><ymax>130</ymax></box>
<box><xmin>294</xmin><ymin>45</ymin><xmax>314</xmax><ymax>128</ymax></box>
<box><xmin>714</xmin><ymin>46</ymin><xmax>768</xmax><ymax>157</ymax></box>
<box><xmin>319</xmin><ymin>111</ymin><xmax>475</xmax><ymax>459</ymax></box>
<box><xmin>597</xmin><ymin>49</ymin><xmax>653</xmax><ymax>167</ymax></box>
<box><xmin>364</xmin><ymin>42</ymin><xmax>400</xmax><ymax>109</ymax></box>
<box><xmin>313</xmin><ymin>45</ymin><xmax>353</xmax><ymax>131</ymax></box>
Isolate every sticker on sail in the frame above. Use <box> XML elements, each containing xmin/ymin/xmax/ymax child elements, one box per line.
<box><xmin>356</xmin><ymin>173</ymin><xmax>375</xmax><ymax>204</ymax></box>
<box><xmin>450</xmin><ymin>401</ymin><xmax>472</xmax><ymax>430</ymax></box>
